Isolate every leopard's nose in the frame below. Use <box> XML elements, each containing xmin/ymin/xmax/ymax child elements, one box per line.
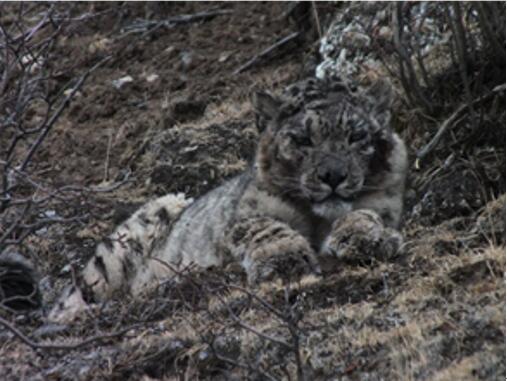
<box><xmin>318</xmin><ymin>167</ymin><xmax>347</xmax><ymax>189</ymax></box>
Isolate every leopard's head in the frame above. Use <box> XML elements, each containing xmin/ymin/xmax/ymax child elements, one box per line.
<box><xmin>253</xmin><ymin>78</ymin><xmax>396</xmax><ymax>210</ymax></box>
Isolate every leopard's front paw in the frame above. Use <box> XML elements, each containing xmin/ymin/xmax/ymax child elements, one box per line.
<box><xmin>228</xmin><ymin>218</ymin><xmax>320</xmax><ymax>285</ymax></box>
<box><xmin>245</xmin><ymin>236</ymin><xmax>319</xmax><ymax>285</ymax></box>
<box><xmin>321</xmin><ymin>209</ymin><xmax>403</xmax><ymax>262</ymax></box>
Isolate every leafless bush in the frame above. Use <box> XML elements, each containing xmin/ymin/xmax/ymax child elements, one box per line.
<box><xmin>126</xmin><ymin>263</ymin><xmax>312</xmax><ymax>381</ymax></box>
<box><xmin>0</xmin><ymin>5</ymin><xmax>111</xmax><ymax>247</ymax></box>
<box><xmin>0</xmin><ymin>4</ymin><xmax>116</xmax><ymax>310</ymax></box>
<box><xmin>206</xmin><ymin>281</ymin><xmax>309</xmax><ymax>381</ymax></box>
<box><xmin>388</xmin><ymin>2</ymin><xmax>505</xmax><ymax>117</ymax></box>
<box><xmin>360</xmin><ymin>1</ymin><xmax>506</xmax><ymax>165</ymax></box>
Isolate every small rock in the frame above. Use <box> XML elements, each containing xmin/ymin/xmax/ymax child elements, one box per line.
<box><xmin>63</xmin><ymin>89</ymin><xmax>82</xmax><ymax>98</ymax></box>
<box><xmin>88</xmin><ymin>37</ymin><xmax>111</xmax><ymax>54</ymax></box>
<box><xmin>218</xmin><ymin>52</ymin><xmax>231</xmax><ymax>63</ymax></box>
<box><xmin>213</xmin><ymin>335</ymin><xmax>241</xmax><ymax>360</ymax></box>
<box><xmin>180</xmin><ymin>51</ymin><xmax>195</xmax><ymax>71</ymax></box>
<box><xmin>378</xmin><ymin>26</ymin><xmax>392</xmax><ymax>40</ymax></box>
<box><xmin>60</xmin><ymin>264</ymin><xmax>71</xmax><ymax>274</ymax></box>
<box><xmin>44</xmin><ymin>210</ymin><xmax>57</xmax><ymax>218</ymax></box>
<box><xmin>145</xmin><ymin>73</ymin><xmax>159</xmax><ymax>83</ymax></box>
<box><xmin>21</xmin><ymin>54</ymin><xmax>44</xmax><ymax>73</ymax></box>
<box><xmin>165</xmin><ymin>45</ymin><xmax>176</xmax><ymax>56</ymax></box>
<box><xmin>112</xmin><ymin>75</ymin><xmax>134</xmax><ymax>89</ymax></box>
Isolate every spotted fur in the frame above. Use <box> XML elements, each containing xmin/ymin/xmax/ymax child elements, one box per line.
<box><xmin>82</xmin><ymin>78</ymin><xmax>408</xmax><ymax>300</ymax></box>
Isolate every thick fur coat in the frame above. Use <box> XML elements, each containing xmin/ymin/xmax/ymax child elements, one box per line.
<box><xmin>82</xmin><ymin>78</ymin><xmax>408</xmax><ymax>300</ymax></box>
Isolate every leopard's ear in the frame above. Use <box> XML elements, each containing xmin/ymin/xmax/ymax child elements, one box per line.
<box><xmin>251</xmin><ymin>91</ymin><xmax>282</xmax><ymax>132</ymax></box>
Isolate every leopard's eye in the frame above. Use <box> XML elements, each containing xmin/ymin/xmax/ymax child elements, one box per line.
<box><xmin>349</xmin><ymin>130</ymin><xmax>368</xmax><ymax>143</ymax></box>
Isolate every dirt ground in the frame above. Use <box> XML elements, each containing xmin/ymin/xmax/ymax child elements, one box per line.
<box><xmin>0</xmin><ymin>3</ymin><xmax>505</xmax><ymax>381</ymax></box>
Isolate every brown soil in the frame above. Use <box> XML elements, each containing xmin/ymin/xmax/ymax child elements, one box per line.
<box><xmin>0</xmin><ymin>3</ymin><xmax>504</xmax><ymax>381</ymax></box>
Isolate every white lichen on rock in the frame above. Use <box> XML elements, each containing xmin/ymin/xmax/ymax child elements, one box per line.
<box><xmin>316</xmin><ymin>3</ymin><xmax>482</xmax><ymax>84</ymax></box>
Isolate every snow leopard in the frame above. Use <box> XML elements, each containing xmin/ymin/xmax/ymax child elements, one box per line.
<box><xmin>81</xmin><ymin>77</ymin><xmax>408</xmax><ymax>300</ymax></box>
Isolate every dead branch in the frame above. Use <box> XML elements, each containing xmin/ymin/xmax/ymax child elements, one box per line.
<box><xmin>150</xmin><ymin>257</ymin><xmax>307</xmax><ymax>378</ymax></box>
<box><xmin>475</xmin><ymin>2</ymin><xmax>505</xmax><ymax>62</ymax></box>
<box><xmin>0</xmin><ymin>315</ymin><xmax>140</xmax><ymax>351</ymax></box>
<box><xmin>19</xmin><ymin>55</ymin><xmax>111</xmax><ymax>171</ymax></box>
<box><xmin>233</xmin><ymin>31</ymin><xmax>300</xmax><ymax>75</ymax></box>
<box><xmin>3</xmin><ymin>214</ymin><xmax>88</xmax><ymax>246</ymax></box>
<box><xmin>446</xmin><ymin>3</ymin><xmax>475</xmax><ymax>122</ymax></box>
<box><xmin>411</xmin><ymin>6</ymin><xmax>431</xmax><ymax>88</ymax></box>
<box><xmin>0</xmin><ymin>5</ymin><xmax>127</xmax><ymax>285</ymax></box>
<box><xmin>392</xmin><ymin>3</ymin><xmax>433</xmax><ymax>114</ymax></box>
<box><xmin>103</xmin><ymin>130</ymin><xmax>113</xmax><ymax>182</ymax></box>
<box><xmin>0</xmin><ymin>204</ymin><xmax>30</xmax><ymax>245</ymax></box>
<box><xmin>282</xmin><ymin>285</ymin><xmax>306</xmax><ymax>381</ymax></box>
<box><xmin>215</xmin><ymin>291</ymin><xmax>292</xmax><ymax>350</ymax></box>
<box><xmin>212</xmin><ymin>350</ymin><xmax>281</xmax><ymax>381</ymax></box>
<box><xmin>215</xmin><ymin>281</ymin><xmax>286</xmax><ymax>322</ymax></box>
<box><xmin>416</xmin><ymin>84</ymin><xmax>505</xmax><ymax>160</ymax></box>
<box><xmin>311</xmin><ymin>2</ymin><xmax>322</xmax><ymax>40</ymax></box>
<box><xmin>0</xmin><ymin>169</ymin><xmax>131</xmax><ymax>207</ymax></box>
<box><xmin>121</xmin><ymin>8</ymin><xmax>232</xmax><ymax>36</ymax></box>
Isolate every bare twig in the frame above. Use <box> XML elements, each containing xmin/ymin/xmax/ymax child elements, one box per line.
<box><xmin>212</xmin><ymin>280</ymin><xmax>286</xmax><ymax>322</ymax></box>
<box><xmin>121</xmin><ymin>8</ymin><xmax>232</xmax><ymax>36</ymax></box>
<box><xmin>392</xmin><ymin>3</ymin><xmax>433</xmax><ymax>114</ymax></box>
<box><xmin>103</xmin><ymin>129</ymin><xmax>113</xmax><ymax>182</ymax></box>
<box><xmin>212</xmin><ymin>351</ymin><xmax>281</xmax><ymax>381</ymax></box>
<box><xmin>311</xmin><ymin>2</ymin><xmax>322</xmax><ymax>40</ymax></box>
<box><xmin>417</xmin><ymin>84</ymin><xmax>505</xmax><ymax>160</ymax></box>
<box><xmin>0</xmin><ymin>315</ymin><xmax>140</xmax><ymax>351</ymax></box>
<box><xmin>0</xmin><ymin>6</ymin><xmax>122</xmax><ymax>253</ymax></box>
<box><xmin>233</xmin><ymin>32</ymin><xmax>300</xmax><ymax>75</ymax></box>
<box><xmin>412</xmin><ymin>6</ymin><xmax>431</xmax><ymax>88</ymax></box>
<box><xmin>20</xmin><ymin>55</ymin><xmax>111</xmax><ymax>171</ymax></box>
<box><xmin>475</xmin><ymin>3</ymin><xmax>505</xmax><ymax>62</ymax></box>
<box><xmin>150</xmin><ymin>258</ymin><xmax>305</xmax><ymax>378</ymax></box>
<box><xmin>0</xmin><ymin>204</ymin><xmax>30</xmax><ymax>245</ymax></box>
<box><xmin>0</xmin><ymin>168</ymin><xmax>131</xmax><ymax>207</ymax></box>
<box><xmin>447</xmin><ymin>4</ymin><xmax>475</xmax><ymax>121</ymax></box>
<box><xmin>216</xmin><ymin>290</ymin><xmax>292</xmax><ymax>350</ymax></box>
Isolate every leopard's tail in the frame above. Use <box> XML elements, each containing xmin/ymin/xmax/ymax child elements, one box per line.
<box><xmin>81</xmin><ymin>193</ymin><xmax>193</xmax><ymax>301</ymax></box>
